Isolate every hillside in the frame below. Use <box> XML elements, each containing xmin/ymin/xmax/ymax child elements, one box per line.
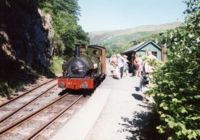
<box><xmin>89</xmin><ymin>22</ymin><xmax>181</xmax><ymax>48</ymax></box>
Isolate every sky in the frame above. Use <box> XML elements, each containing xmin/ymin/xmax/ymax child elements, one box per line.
<box><xmin>78</xmin><ymin>0</ymin><xmax>186</xmax><ymax>32</ymax></box>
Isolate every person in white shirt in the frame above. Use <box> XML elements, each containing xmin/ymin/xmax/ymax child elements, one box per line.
<box><xmin>144</xmin><ymin>51</ymin><xmax>157</xmax><ymax>74</ymax></box>
<box><xmin>117</xmin><ymin>54</ymin><xmax>124</xmax><ymax>78</ymax></box>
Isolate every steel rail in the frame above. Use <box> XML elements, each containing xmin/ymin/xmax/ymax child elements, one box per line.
<box><xmin>0</xmin><ymin>79</ymin><xmax>55</xmax><ymax>108</ymax></box>
<box><xmin>0</xmin><ymin>84</ymin><xmax>57</xmax><ymax>123</ymax></box>
<box><xmin>0</xmin><ymin>93</ymin><xmax>68</xmax><ymax>136</ymax></box>
<box><xmin>26</xmin><ymin>95</ymin><xmax>83</xmax><ymax>140</ymax></box>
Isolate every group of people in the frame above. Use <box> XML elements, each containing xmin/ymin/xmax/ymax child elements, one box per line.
<box><xmin>109</xmin><ymin>54</ymin><xmax>129</xmax><ymax>79</ymax></box>
<box><xmin>132</xmin><ymin>51</ymin><xmax>157</xmax><ymax>78</ymax></box>
<box><xmin>109</xmin><ymin>51</ymin><xmax>157</xmax><ymax>103</ymax></box>
<box><xmin>109</xmin><ymin>51</ymin><xmax>157</xmax><ymax>80</ymax></box>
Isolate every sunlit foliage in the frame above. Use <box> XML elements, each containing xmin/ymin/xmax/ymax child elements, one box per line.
<box><xmin>39</xmin><ymin>0</ymin><xmax>89</xmax><ymax>56</ymax></box>
<box><xmin>148</xmin><ymin>0</ymin><xmax>200</xmax><ymax>139</ymax></box>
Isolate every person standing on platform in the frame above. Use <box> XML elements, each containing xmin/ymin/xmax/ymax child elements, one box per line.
<box><xmin>143</xmin><ymin>51</ymin><xmax>157</xmax><ymax>75</ymax></box>
<box><xmin>122</xmin><ymin>55</ymin><xmax>129</xmax><ymax>77</ymax></box>
<box><xmin>110</xmin><ymin>54</ymin><xmax>121</xmax><ymax>79</ymax></box>
<box><xmin>117</xmin><ymin>54</ymin><xmax>124</xmax><ymax>79</ymax></box>
<box><xmin>140</xmin><ymin>51</ymin><xmax>158</xmax><ymax>102</ymax></box>
<box><xmin>133</xmin><ymin>54</ymin><xmax>143</xmax><ymax>77</ymax></box>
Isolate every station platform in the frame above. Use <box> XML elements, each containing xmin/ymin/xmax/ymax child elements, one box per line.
<box><xmin>51</xmin><ymin>75</ymin><xmax>152</xmax><ymax>140</ymax></box>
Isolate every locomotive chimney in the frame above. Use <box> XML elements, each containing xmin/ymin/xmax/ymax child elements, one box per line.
<box><xmin>75</xmin><ymin>44</ymin><xmax>80</xmax><ymax>57</ymax></box>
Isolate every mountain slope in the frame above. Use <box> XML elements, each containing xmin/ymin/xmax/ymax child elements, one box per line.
<box><xmin>89</xmin><ymin>22</ymin><xmax>181</xmax><ymax>47</ymax></box>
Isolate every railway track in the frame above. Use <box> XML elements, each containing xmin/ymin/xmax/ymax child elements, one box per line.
<box><xmin>0</xmin><ymin>78</ymin><xmax>89</xmax><ymax>140</ymax></box>
<box><xmin>0</xmin><ymin>79</ymin><xmax>57</xmax><ymax>124</ymax></box>
<box><xmin>0</xmin><ymin>79</ymin><xmax>55</xmax><ymax>108</ymax></box>
<box><xmin>0</xmin><ymin>94</ymin><xmax>85</xmax><ymax>140</ymax></box>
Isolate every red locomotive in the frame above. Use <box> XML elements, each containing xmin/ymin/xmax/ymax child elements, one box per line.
<box><xmin>58</xmin><ymin>44</ymin><xmax>106</xmax><ymax>90</ymax></box>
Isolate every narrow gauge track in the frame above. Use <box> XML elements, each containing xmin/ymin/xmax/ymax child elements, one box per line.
<box><xmin>0</xmin><ymin>94</ymin><xmax>84</xmax><ymax>140</ymax></box>
<box><xmin>0</xmin><ymin>79</ymin><xmax>57</xmax><ymax>124</ymax></box>
<box><xmin>0</xmin><ymin>79</ymin><xmax>55</xmax><ymax>108</ymax></box>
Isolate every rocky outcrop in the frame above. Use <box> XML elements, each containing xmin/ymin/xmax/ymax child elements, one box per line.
<box><xmin>39</xmin><ymin>9</ymin><xmax>55</xmax><ymax>57</ymax></box>
<box><xmin>0</xmin><ymin>0</ymin><xmax>55</xmax><ymax>79</ymax></box>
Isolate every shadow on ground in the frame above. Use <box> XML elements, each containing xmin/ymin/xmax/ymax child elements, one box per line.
<box><xmin>59</xmin><ymin>89</ymin><xmax>95</xmax><ymax>96</ymax></box>
<box><xmin>132</xmin><ymin>93</ymin><xmax>143</xmax><ymax>101</ymax></box>
<box><xmin>119</xmin><ymin>111</ymin><xmax>161</xmax><ymax>140</ymax></box>
<box><xmin>118</xmin><ymin>91</ymin><xmax>162</xmax><ymax>140</ymax></box>
<box><xmin>132</xmin><ymin>92</ymin><xmax>151</xmax><ymax>104</ymax></box>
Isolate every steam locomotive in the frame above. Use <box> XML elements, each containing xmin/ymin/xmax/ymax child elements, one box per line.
<box><xmin>58</xmin><ymin>44</ymin><xmax>106</xmax><ymax>90</ymax></box>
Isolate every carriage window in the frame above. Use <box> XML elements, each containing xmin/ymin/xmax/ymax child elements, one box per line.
<box><xmin>152</xmin><ymin>51</ymin><xmax>157</xmax><ymax>57</ymax></box>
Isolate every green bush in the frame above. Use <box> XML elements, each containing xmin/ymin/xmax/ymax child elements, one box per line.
<box><xmin>148</xmin><ymin>0</ymin><xmax>200</xmax><ymax>139</ymax></box>
<box><xmin>0</xmin><ymin>82</ymin><xmax>12</xmax><ymax>98</ymax></box>
<box><xmin>50</xmin><ymin>56</ymin><xmax>64</xmax><ymax>74</ymax></box>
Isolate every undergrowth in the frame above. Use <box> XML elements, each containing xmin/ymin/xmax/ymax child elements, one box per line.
<box><xmin>50</xmin><ymin>56</ymin><xmax>64</xmax><ymax>75</ymax></box>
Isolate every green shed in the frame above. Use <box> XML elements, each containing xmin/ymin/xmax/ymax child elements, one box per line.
<box><xmin>123</xmin><ymin>41</ymin><xmax>161</xmax><ymax>61</ymax></box>
<box><xmin>123</xmin><ymin>41</ymin><xmax>161</xmax><ymax>73</ymax></box>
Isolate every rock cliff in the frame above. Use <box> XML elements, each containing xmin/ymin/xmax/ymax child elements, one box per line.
<box><xmin>0</xmin><ymin>0</ymin><xmax>54</xmax><ymax>81</ymax></box>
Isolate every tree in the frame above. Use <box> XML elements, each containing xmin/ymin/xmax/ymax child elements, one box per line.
<box><xmin>149</xmin><ymin>0</ymin><xmax>200</xmax><ymax>139</ymax></box>
<box><xmin>39</xmin><ymin>0</ymin><xmax>89</xmax><ymax>56</ymax></box>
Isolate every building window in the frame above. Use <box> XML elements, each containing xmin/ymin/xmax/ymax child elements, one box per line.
<box><xmin>152</xmin><ymin>51</ymin><xmax>157</xmax><ymax>57</ymax></box>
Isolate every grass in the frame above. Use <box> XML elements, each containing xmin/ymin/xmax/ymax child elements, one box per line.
<box><xmin>50</xmin><ymin>56</ymin><xmax>64</xmax><ymax>74</ymax></box>
<box><xmin>0</xmin><ymin>82</ymin><xmax>13</xmax><ymax>98</ymax></box>
<box><xmin>0</xmin><ymin>80</ymin><xmax>35</xmax><ymax>99</ymax></box>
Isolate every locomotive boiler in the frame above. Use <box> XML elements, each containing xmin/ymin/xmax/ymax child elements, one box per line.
<box><xmin>58</xmin><ymin>44</ymin><xmax>106</xmax><ymax>90</ymax></box>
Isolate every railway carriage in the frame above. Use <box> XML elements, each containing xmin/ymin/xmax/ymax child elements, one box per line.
<box><xmin>58</xmin><ymin>44</ymin><xmax>106</xmax><ymax>90</ymax></box>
